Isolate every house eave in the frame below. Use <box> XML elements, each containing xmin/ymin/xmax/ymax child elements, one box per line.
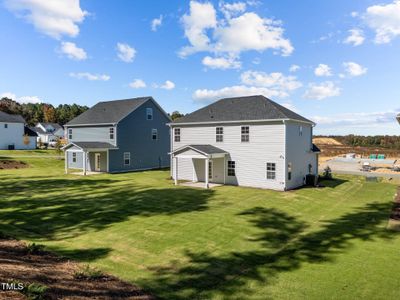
<box><xmin>168</xmin><ymin>118</ymin><xmax>315</xmax><ymax>127</ymax></box>
<box><xmin>65</xmin><ymin>122</ymin><xmax>117</xmax><ymax>127</ymax></box>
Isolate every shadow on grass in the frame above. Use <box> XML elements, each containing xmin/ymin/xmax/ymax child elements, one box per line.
<box><xmin>142</xmin><ymin>201</ymin><xmax>398</xmax><ymax>299</ymax></box>
<box><xmin>319</xmin><ymin>178</ymin><xmax>348</xmax><ymax>188</ymax></box>
<box><xmin>0</xmin><ymin>175</ymin><xmax>213</xmax><ymax>240</ymax></box>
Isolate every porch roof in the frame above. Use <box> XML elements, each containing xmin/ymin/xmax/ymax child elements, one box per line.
<box><xmin>172</xmin><ymin>144</ymin><xmax>228</xmax><ymax>158</ymax></box>
<box><xmin>62</xmin><ymin>141</ymin><xmax>118</xmax><ymax>151</ymax></box>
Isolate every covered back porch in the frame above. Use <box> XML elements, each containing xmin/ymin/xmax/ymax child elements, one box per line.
<box><xmin>171</xmin><ymin>144</ymin><xmax>228</xmax><ymax>189</ymax></box>
<box><xmin>62</xmin><ymin>142</ymin><xmax>117</xmax><ymax>175</ymax></box>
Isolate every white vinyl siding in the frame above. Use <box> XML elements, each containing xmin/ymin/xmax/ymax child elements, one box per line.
<box><xmin>172</xmin><ymin>122</ymin><xmax>286</xmax><ymax>190</ymax></box>
<box><xmin>0</xmin><ymin>122</ymin><xmax>35</xmax><ymax>150</ymax></box>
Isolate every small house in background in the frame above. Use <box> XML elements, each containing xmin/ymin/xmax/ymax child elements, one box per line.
<box><xmin>63</xmin><ymin>97</ymin><xmax>170</xmax><ymax>175</ymax></box>
<box><xmin>33</xmin><ymin>122</ymin><xmax>64</xmax><ymax>145</ymax></box>
<box><xmin>0</xmin><ymin>111</ymin><xmax>37</xmax><ymax>150</ymax></box>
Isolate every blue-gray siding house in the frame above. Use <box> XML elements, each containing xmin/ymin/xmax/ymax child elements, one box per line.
<box><xmin>63</xmin><ymin>97</ymin><xmax>171</xmax><ymax>175</ymax></box>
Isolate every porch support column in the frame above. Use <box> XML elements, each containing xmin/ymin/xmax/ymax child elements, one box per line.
<box><xmin>65</xmin><ymin>151</ymin><xmax>68</xmax><ymax>174</ymax></box>
<box><xmin>205</xmin><ymin>158</ymin><xmax>209</xmax><ymax>189</ymax></box>
<box><xmin>223</xmin><ymin>155</ymin><xmax>226</xmax><ymax>184</ymax></box>
<box><xmin>83</xmin><ymin>151</ymin><xmax>87</xmax><ymax>176</ymax></box>
<box><xmin>174</xmin><ymin>156</ymin><xmax>178</xmax><ymax>185</ymax></box>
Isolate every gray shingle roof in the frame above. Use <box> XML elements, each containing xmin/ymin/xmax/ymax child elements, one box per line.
<box><xmin>39</xmin><ymin>123</ymin><xmax>63</xmax><ymax>131</ymax></box>
<box><xmin>312</xmin><ymin>143</ymin><xmax>321</xmax><ymax>153</ymax></box>
<box><xmin>66</xmin><ymin>97</ymin><xmax>151</xmax><ymax>126</ymax></box>
<box><xmin>173</xmin><ymin>95</ymin><xmax>314</xmax><ymax>124</ymax></box>
<box><xmin>0</xmin><ymin>111</ymin><xmax>25</xmax><ymax>123</ymax></box>
<box><xmin>70</xmin><ymin>142</ymin><xmax>118</xmax><ymax>150</ymax></box>
<box><xmin>173</xmin><ymin>144</ymin><xmax>227</xmax><ymax>155</ymax></box>
<box><xmin>25</xmin><ymin>126</ymin><xmax>38</xmax><ymax>137</ymax></box>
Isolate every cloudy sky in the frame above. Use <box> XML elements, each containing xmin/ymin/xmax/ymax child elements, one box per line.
<box><xmin>1</xmin><ymin>0</ymin><xmax>400</xmax><ymax>135</ymax></box>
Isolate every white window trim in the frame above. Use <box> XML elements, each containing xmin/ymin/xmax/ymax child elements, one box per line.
<box><xmin>68</xmin><ymin>128</ymin><xmax>73</xmax><ymax>140</ymax></box>
<box><xmin>174</xmin><ymin>127</ymin><xmax>181</xmax><ymax>142</ymax></box>
<box><xmin>109</xmin><ymin>127</ymin><xmax>115</xmax><ymax>140</ymax></box>
<box><xmin>123</xmin><ymin>152</ymin><xmax>131</xmax><ymax>166</ymax></box>
<box><xmin>216</xmin><ymin>126</ymin><xmax>223</xmax><ymax>142</ymax></box>
<box><xmin>241</xmin><ymin>125</ymin><xmax>250</xmax><ymax>143</ymax></box>
<box><xmin>72</xmin><ymin>152</ymin><xmax>77</xmax><ymax>163</ymax></box>
<box><xmin>266</xmin><ymin>162</ymin><xmax>276</xmax><ymax>180</ymax></box>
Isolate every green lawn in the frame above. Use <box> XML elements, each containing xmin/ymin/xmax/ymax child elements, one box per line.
<box><xmin>0</xmin><ymin>153</ymin><xmax>399</xmax><ymax>299</ymax></box>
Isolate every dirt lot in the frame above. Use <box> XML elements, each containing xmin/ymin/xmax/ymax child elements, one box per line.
<box><xmin>0</xmin><ymin>237</ymin><xmax>152</xmax><ymax>300</ymax></box>
<box><xmin>0</xmin><ymin>160</ymin><xmax>28</xmax><ymax>169</ymax></box>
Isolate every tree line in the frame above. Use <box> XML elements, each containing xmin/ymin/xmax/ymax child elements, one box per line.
<box><xmin>0</xmin><ymin>97</ymin><xmax>89</xmax><ymax>126</ymax></box>
<box><xmin>316</xmin><ymin>135</ymin><xmax>400</xmax><ymax>149</ymax></box>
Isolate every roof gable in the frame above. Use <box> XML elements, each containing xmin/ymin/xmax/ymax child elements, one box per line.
<box><xmin>173</xmin><ymin>95</ymin><xmax>314</xmax><ymax>124</ymax></box>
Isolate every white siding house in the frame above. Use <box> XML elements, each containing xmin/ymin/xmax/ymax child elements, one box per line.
<box><xmin>0</xmin><ymin>111</ymin><xmax>37</xmax><ymax>150</ymax></box>
<box><xmin>170</xmin><ymin>95</ymin><xmax>320</xmax><ymax>191</ymax></box>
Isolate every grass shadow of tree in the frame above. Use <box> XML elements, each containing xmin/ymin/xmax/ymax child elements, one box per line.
<box><xmin>142</xmin><ymin>201</ymin><xmax>397</xmax><ymax>299</ymax></box>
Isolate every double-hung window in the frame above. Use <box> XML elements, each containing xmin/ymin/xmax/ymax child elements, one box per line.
<box><xmin>124</xmin><ymin>152</ymin><xmax>131</xmax><ymax>166</ymax></box>
<box><xmin>216</xmin><ymin>127</ymin><xmax>223</xmax><ymax>142</ymax></box>
<box><xmin>241</xmin><ymin>126</ymin><xmax>249</xmax><ymax>142</ymax></box>
<box><xmin>299</xmin><ymin>126</ymin><xmax>303</xmax><ymax>136</ymax></box>
<box><xmin>266</xmin><ymin>163</ymin><xmax>276</xmax><ymax>180</ymax></box>
<box><xmin>109</xmin><ymin>127</ymin><xmax>114</xmax><ymax>140</ymax></box>
<box><xmin>146</xmin><ymin>108</ymin><xmax>153</xmax><ymax>120</ymax></box>
<box><xmin>227</xmin><ymin>161</ymin><xmax>236</xmax><ymax>176</ymax></box>
<box><xmin>68</xmin><ymin>128</ymin><xmax>72</xmax><ymax>140</ymax></box>
<box><xmin>72</xmin><ymin>152</ymin><xmax>77</xmax><ymax>163</ymax></box>
<box><xmin>288</xmin><ymin>163</ymin><xmax>292</xmax><ymax>181</ymax></box>
<box><xmin>152</xmin><ymin>129</ymin><xmax>158</xmax><ymax>140</ymax></box>
<box><xmin>174</xmin><ymin>128</ymin><xmax>181</xmax><ymax>142</ymax></box>
<box><xmin>4</xmin><ymin>124</ymin><xmax>8</xmax><ymax>129</ymax></box>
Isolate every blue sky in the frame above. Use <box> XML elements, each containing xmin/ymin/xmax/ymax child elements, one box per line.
<box><xmin>1</xmin><ymin>0</ymin><xmax>400</xmax><ymax>135</ymax></box>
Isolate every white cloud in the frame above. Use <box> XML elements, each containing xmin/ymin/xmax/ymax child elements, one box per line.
<box><xmin>193</xmin><ymin>70</ymin><xmax>301</xmax><ymax>102</ymax></box>
<box><xmin>240</xmin><ymin>71</ymin><xmax>302</xmax><ymax>94</ymax></box>
<box><xmin>343</xmin><ymin>28</ymin><xmax>365</xmax><ymax>46</ymax></box>
<box><xmin>202</xmin><ymin>55</ymin><xmax>241</xmax><ymax>69</ymax></box>
<box><xmin>60</xmin><ymin>41</ymin><xmax>87</xmax><ymax>60</ymax></box>
<box><xmin>129</xmin><ymin>79</ymin><xmax>147</xmax><ymax>89</ymax></box>
<box><xmin>69</xmin><ymin>72</ymin><xmax>110</xmax><ymax>81</ymax></box>
<box><xmin>1</xmin><ymin>92</ymin><xmax>42</xmax><ymax>104</ymax></box>
<box><xmin>159</xmin><ymin>80</ymin><xmax>175</xmax><ymax>90</ymax></box>
<box><xmin>179</xmin><ymin>1</ymin><xmax>293</xmax><ymax>60</ymax></box>
<box><xmin>219</xmin><ymin>1</ymin><xmax>247</xmax><ymax>19</ymax></box>
<box><xmin>314</xmin><ymin>64</ymin><xmax>332</xmax><ymax>77</ymax></box>
<box><xmin>342</xmin><ymin>62</ymin><xmax>367</xmax><ymax>77</ymax></box>
<box><xmin>312</xmin><ymin>109</ymin><xmax>399</xmax><ymax>127</ymax></box>
<box><xmin>151</xmin><ymin>15</ymin><xmax>163</xmax><ymax>31</ymax></box>
<box><xmin>303</xmin><ymin>81</ymin><xmax>341</xmax><ymax>100</ymax></box>
<box><xmin>289</xmin><ymin>64</ymin><xmax>300</xmax><ymax>72</ymax></box>
<box><xmin>4</xmin><ymin>0</ymin><xmax>87</xmax><ymax>39</ymax></box>
<box><xmin>116</xmin><ymin>43</ymin><xmax>136</xmax><ymax>63</ymax></box>
<box><xmin>364</xmin><ymin>0</ymin><xmax>400</xmax><ymax>44</ymax></box>
<box><xmin>180</xmin><ymin>1</ymin><xmax>217</xmax><ymax>56</ymax></box>
<box><xmin>193</xmin><ymin>85</ymin><xmax>284</xmax><ymax>102</ymax></box>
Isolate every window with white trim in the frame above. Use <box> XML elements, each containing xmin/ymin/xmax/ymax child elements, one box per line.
<box><xmin>208</xmin><ymin>161</ymin><xmax>213</xmax><ymax>179</ymax></box>
<box><xmin>124</xmin><ymin>152</ymin><xmax>131</xmax><ymax>166</ymax></box>
<box><xmin>227</xmin><ymin>161</ymin><xmax>236</xmax><ymax>176</ymax></box>
<box><xmin>216</xmin><ymin>127</ymin><xmax>223</xmax><ymax>142</ymax></box>
<box><xmin>174</xmin><ymin>128</ymin><xmax>181</xmax><ymax>142</ymax></box>
<box><xmin>299</xmin><ymin>126</ymin><xmax>303</xmax><ymax>136</ymax></box>
<box><xmin>288</xmin><ymin>162</ymin><xmax>292</xmax><ymax>181</ymax></box>
<box><xmin>152</xmin><ymin>128</ymin><xmax>158</xmax><ymax>140</ymax></box>
<box><xmin>146</xmin><ymin>108</ymin><xmax>153</xmax><ymax>120</ymax></box>
<box><xmin>241</xmin><ymin>126</ymin><xmax>249</xmax><ymax>142</ymax></box>
<box><xmin>266</xmin><ymin>163</ymin><xmax>276</xmax><ymax>180</ymax></box>
<box><xmin>4</xmin><ymin>124</ymin><xmax>8</xmax><ymax>129</ymax></box>
<box><xmin>68</xmin><ymin>128</ymin><xmax>72</xmax><ymax>140</ymax></box>
<box><xmin>72</xmin><ymin>152</ymin><xmax>77</xmax><ymax>163</ymax></box>
<box><xmin>109</xmin><ymin>127</ymin><xmax>114</xmax><ymax>140</ymax></box>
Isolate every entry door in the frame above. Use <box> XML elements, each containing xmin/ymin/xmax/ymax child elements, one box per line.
<box><xmin>95</xmin><ymin>153</ymin><xmax>101</xmax><ymax>171</ymax></box>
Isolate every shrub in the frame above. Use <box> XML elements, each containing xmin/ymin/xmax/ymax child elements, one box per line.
<box><xmin>74</xmin><ymin>264</ymin><xmax>105</xmax><ymax>280</ymax></box>
<box><xmin>322</xmin><ymin>166</ymin><xmax>333</xmax><ymax>180</ymax></box>
<box><xmin>22</xmin><ymin>283</ymin><xmax>48</xmax><ymax>300</ymax></box>
<box><xmin>25</xmin><ymin>243</ymin><xmax>45</xmax><ymax>255</ymax></box>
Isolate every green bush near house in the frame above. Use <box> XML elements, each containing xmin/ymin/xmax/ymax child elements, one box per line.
<box><xmin>0</xmin><ymin>154</ymin><xmax>399</xmax><ymax>299</ymax></box>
